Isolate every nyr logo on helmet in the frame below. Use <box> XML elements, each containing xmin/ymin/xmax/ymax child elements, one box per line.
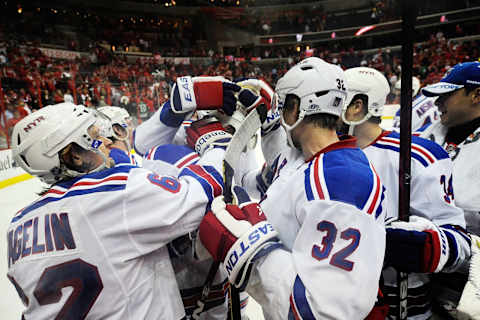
<box><xmin>91</xmin><ymin>139</ymin><xmax>103</xmax><ymax>149</ymax></box>
<box><xmin>23</xmin><ymin>116</ymin><xmax>46</xmax><ymax>133</ymax></box>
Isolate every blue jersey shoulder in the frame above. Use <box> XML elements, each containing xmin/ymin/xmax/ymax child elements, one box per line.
<box><xmin>147</xmin><ymin>144</ymin><xmax>196</xmax><ymax>165</ymax></box>
<box><xmin>323</xmin><ymin>148</ymin><xmax>376</xmax><ymax>211</ymax></box>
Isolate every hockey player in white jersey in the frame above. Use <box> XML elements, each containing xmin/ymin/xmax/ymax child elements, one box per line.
<box><xmin>419</xmin><ymin>61</ymin><xmax>480</xmax><ymax>316</ymax></box>
<box><xmin>7</xmin><ymin>102</ymin><xmax>232</xmax><ymax>320</ymax></box>
<box><xmin>339</xmin><ymin>67</ymin><xmax>470</xmax><ymax>319</ymax></box>
<box><xmin>132</xmin><ymin>76</ymin><xmax>268</xmax><ymax>319</ymax></box>
<box><xmin>392</xmin><ymin>95</ymin><xmax>440</xmax><ymax>133</ymax></box>
<box><xmin>390</xmin><ymin>77</ymin><xmax>440</xmax><ymax>132</ymax></box>
<box><xmin>196</xmin><ymin>57</ymin><xmax>387</xmax><ymax>319</ymax></box>
<box><xmin>97</xmin><ymin>105</ymin><xmax>141</xmax><ymax>165</ymax></box>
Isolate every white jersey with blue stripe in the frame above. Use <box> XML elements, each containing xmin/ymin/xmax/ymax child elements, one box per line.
<box><xmin>247</xmin><ymin>137</ymin><xmax>386</xmax><ymax>319</ymax></box>
<box><xmin>133</xmin><ymin>101</ymin><xmax>189</xmax><ymax>157</ymax></box>
<box><xmin>364</xmin><ymin>130</ymin><xmax>470</xmax><ymax>318</ymax></box>
<box><xmin>420</xmin><ymin>122</ymin><xmax>480</xmax><ymax>236</ymax></box>
<box><xmin>141</xmin><ymin>144</ymin><xmax>231</xmax><ymax>319</ymax></box>
<box><xmin>393</xmin><ymin>95</ymin><xmax>440</xmax><ymax>132</ymax></box>
<box><xmin>7</xmin><ymin>151</ymin><xmax>225</xmax><ymax>320</ymax></box>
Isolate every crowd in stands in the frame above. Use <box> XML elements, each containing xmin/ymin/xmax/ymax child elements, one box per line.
<box><xmin>2</xmin><ymin>28</ymin><xmax>479</xmax><ymax>149</ymax></box>
<box><xmin>252</xmin><ymin>0</ymin><xmax>392</xmax><ymax>35</ymax></box>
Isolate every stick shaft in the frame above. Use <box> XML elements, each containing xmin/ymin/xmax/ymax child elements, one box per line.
<box><xmin>398</xmin><ymin>1</ymin><xmax>417</xmax><ymax>319</ymax></box>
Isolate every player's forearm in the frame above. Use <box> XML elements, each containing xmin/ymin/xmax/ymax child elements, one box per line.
<box><xmin>196</xmin><ymin>148</ymin><xmax>225</xmax><ymax>176</ymax></box>
<box><xmin>246</xmin><ymin>248</ymin><xmax>296</xmax><ymax>319</ymax></box>
<box><xmin>133</xmin><ymin>101</ymin><xmax>185</xmax><ymax>156</ymax></box>
<box><xmin>238</xmin><ymin>168</ymin><xmax>263</xmax><ymax>200</ymax></box>
<box><xmin>440</xmin><ymin>224</ymin><xmax>472</xmax><ymax>272</ymax></box>
<box><xmin>261</xmin><ymin>127</ymin><xmax>288</xmax><ymax>168</ymax></box>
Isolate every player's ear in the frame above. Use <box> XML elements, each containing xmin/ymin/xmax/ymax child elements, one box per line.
<box><xmin>471</xmin><ymin>87</ymin><xmax>480</xmax><ymax>104</ymax></box>
<box><xmin>352</xmin><ymin>98</ymin><xmax>364</xmax><ymax>115</ymax></box>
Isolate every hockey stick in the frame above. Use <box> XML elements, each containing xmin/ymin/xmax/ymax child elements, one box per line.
<box><xmin>224</xmin><ymin>103</ymin><xmax>268</xmax><ymax>320</ymax></box>
<box><xmin>194</xmin><ymin>104</ymin><xmax>268</xmax><ymax>320</ymax></box>
<box><xmin>398</xmin><ymin>1</ymin><xmax>417</xmax><ymax>319</ymax></box>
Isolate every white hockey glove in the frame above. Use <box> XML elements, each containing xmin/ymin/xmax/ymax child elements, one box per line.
<box><xmin>385</xmin><ymin>216</ymin><xmax>450</xmax><ymax>273</ymax></box>
<box><xmin>171</xmin><ymin>76</ymin><xmax>241</xmax><ymax>116</ymax></box>
<box><xmin>199</xmin><ymin>186</ymin><xmax>281</xmax><ymax>289</ymax></box>
<box><xmin>185</xmin><ymin>117</ymin><xmax>232</xmax><ymax>156</ymax></box>
<box><xmin>457</xmin><ymin>235</ymin><xmax>480</xmax><ymax>320</ymax></box>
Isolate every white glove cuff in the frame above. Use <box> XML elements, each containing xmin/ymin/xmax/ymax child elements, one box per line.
<box><xmin>222</xmin><ymin>221</ymin><xmax>278</xmax><ymax>287</ymax></box>
<box><xmin>171</xmin><ymin>76</ymin><xmax>197</xmax><ymax>114</ymax></box>
<box><xmin>457</xmin><ymin>235</ymin><xmax>480</xmax><ymax>319</ymax></box>
<box><xmin>195</xmin><ymin>130</ymin><xmax>231</xmax><ymax>156</ymax></box>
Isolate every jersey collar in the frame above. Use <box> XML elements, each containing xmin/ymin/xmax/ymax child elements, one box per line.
<box><xmin>368</xmin><ymin>130</ymin><xmax>392</xmax><ymax>147</ymax></box>
<box><xmin>306</xmin><ymin>135</ymin><xmax>358</xmax><ymax>162</ymax></box>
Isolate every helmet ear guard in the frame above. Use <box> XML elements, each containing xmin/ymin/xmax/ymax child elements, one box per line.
<box><xmin>341</xmin><ymin>67</ymin><xmax>390</xmax><ymax>133</ymax></box>
<box><xmin>97</xmin><ymin>106</ymin><xmax>131</xmax><ymax>142</ymax></box>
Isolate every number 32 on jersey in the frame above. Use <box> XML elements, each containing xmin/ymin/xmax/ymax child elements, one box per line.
<box><xmin>311</xmin><ymin>220</ymin><xmax>361</xmax><ymax>271</ymax></box>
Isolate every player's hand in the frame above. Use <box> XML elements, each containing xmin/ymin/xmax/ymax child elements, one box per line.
<box><xmin>236</xmin><ymin>79</ymin><xmax>275</xmax><ymax>112</ymax></box>
<box><xmin>385</xmin><ymin>216</ymin><xmax>449</xmax><ymax>273</ymax></box>
<box><xmin>199</xmin><ymin>186</ymin><xmax>280</xmax><ymax>289</ymax></box>
<box><xmin>171</xmin><ymin>76</ymin><xmax>241</xmax><ymax>116</ymax></box>
<box><xmin>235</xmin><ymin>79</ymin><xmax>280</xmax><ymax>134</ymax></box>
<box><xmin>186</xmin><ymin>117</ymin><xmax>232</xmax><ymax>156</ymax></box>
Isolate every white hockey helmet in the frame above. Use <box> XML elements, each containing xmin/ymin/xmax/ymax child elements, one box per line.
<box><xmin>394</xmin><ymin>76</ymin><xmax>421</xmax><ymax>97</ymax></box>
<box><xmin>97</xmin><ymin>106</ymin><xmax>132</xmax><ymax>141</ymax></box>
<box><xmin>342</xmin><ymin>67</ymin><xmax>390</xmax><ymax>130</ymax></box>
<box><xmin>12</xmin><ymin>103</ymin><xmax>111</xmax><ymax>184</ymax></box>
<box><xmin>275</xmin><ymin>57</ymin><xmax>347</xmax><ymax>147</ymax></box>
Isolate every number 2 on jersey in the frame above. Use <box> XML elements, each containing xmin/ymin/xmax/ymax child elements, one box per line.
<box><xmin>311</xmin><ymin>220</ymin><xmax>361</xmax><ymax>271</ymax></box>
<box><xmin>10</xmin><ymin>259</ymin><xmax>103</xmax><ymax>320</ymax></box>
<box><xmin>33</xmin><ymin>259</ymin><xmax>103</xmax><ymax>319</ymax></box>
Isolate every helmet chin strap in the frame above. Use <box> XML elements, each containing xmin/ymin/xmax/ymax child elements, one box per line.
<box><xmin>280</xmin><ymin>111</ymin><xmax>304</xmax><ymax>149</ymax></box>
<box><xmin>341</xmin><ymin>109</ymin><xmax>371</xmax><ymax>136</ymax></box>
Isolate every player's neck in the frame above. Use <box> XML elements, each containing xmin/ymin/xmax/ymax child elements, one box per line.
<box><xmin>354</xmin><ymin>122</ymin><xmax>383</xmax><ymax>149</ymax></box>
<box><xmin>299</xmin><ymin>124</ymin><xmax>340</xmax><ymax>160</ymax></box>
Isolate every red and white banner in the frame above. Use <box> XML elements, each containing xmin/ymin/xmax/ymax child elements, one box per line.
<box><xmin>38</xmin><ymin>48</ymin><xmax>81</xmax><ymax>60</ymax></box>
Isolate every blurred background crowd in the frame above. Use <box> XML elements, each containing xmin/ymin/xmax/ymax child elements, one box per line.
<box><xmin>1</xmin><ymin>0</ymin><xmax>480</xmax><ymax>148</ymax></box>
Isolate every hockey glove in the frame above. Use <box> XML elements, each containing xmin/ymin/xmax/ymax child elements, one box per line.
<box><xmin>199</xmin><ymin>186</ymin><xmax>280</xmax><ymax>289</ymax></box>
<box><xmin>457</xmin><ymin>235</ymin><xmax>480</xmax><ymax>320</ymax></box>
<box><xmin>385</xmin><ymin>216</ymin><xmax>449</xmax><ymax>273</ymax></box>
<box><xmin>186</xmin><ymin>117</ymin><xmax>232</xmax><ymax>156</ymax></box>
<box><xmin>171</xmin><ymin>76</ymin><xmax>241</xmax><ymax>116</ymax></box>
<box><xmin>235</xmin><ymin>79</ymin><xmax>280</xmax><ymax>135</ymax></box>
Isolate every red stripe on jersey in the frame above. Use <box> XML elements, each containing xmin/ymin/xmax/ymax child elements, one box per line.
<box><xmin>188</xmin><ymin>165</ymin><xmax>223</xmax><ymax>197</ymax></box>
<box><xmin>46</xmin><ymin>188</ymin><xmax>66</xmax><ymax>195</ymax></box>
<box><xmin>313</xmin><ymin>156</ymin><xmax>325</xmax><ymax>200</ymax></box>
<box><xmin>381</xmin><ymin>137</ymin><xmax>434</xmax><ymax>163</ymax></box>
<box><xmin>44</xmin><ymin>175</ymin><xmax>127</xmax><ymax>197</ymax></box>
<box><xmin>73</xmin><ymin>175</ymin><xmax>128</xmax><ymax>187</ymax></box>
<box><xmin>289</xmin><ymin>294</ymin><xmax>302</xmax><ymax>320</ymax></box>
<box><xmin>147</xmin><ymin>146</ymin><xmax>157</xmax><ymax>160</ymax></box>
<box><xmin>176</xmin><ymin>153</ymin><xmax>199</xmax><ymax>168</ymax></box>
<box><xmin>411</xmin><ymin>144</ymin><xmax>434</xmax><ymax>163</ymax></box>
<box><xmin>367</xmin><ymin>170</ymin><xmax>381</xmax><ymax>214</ymax></box>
